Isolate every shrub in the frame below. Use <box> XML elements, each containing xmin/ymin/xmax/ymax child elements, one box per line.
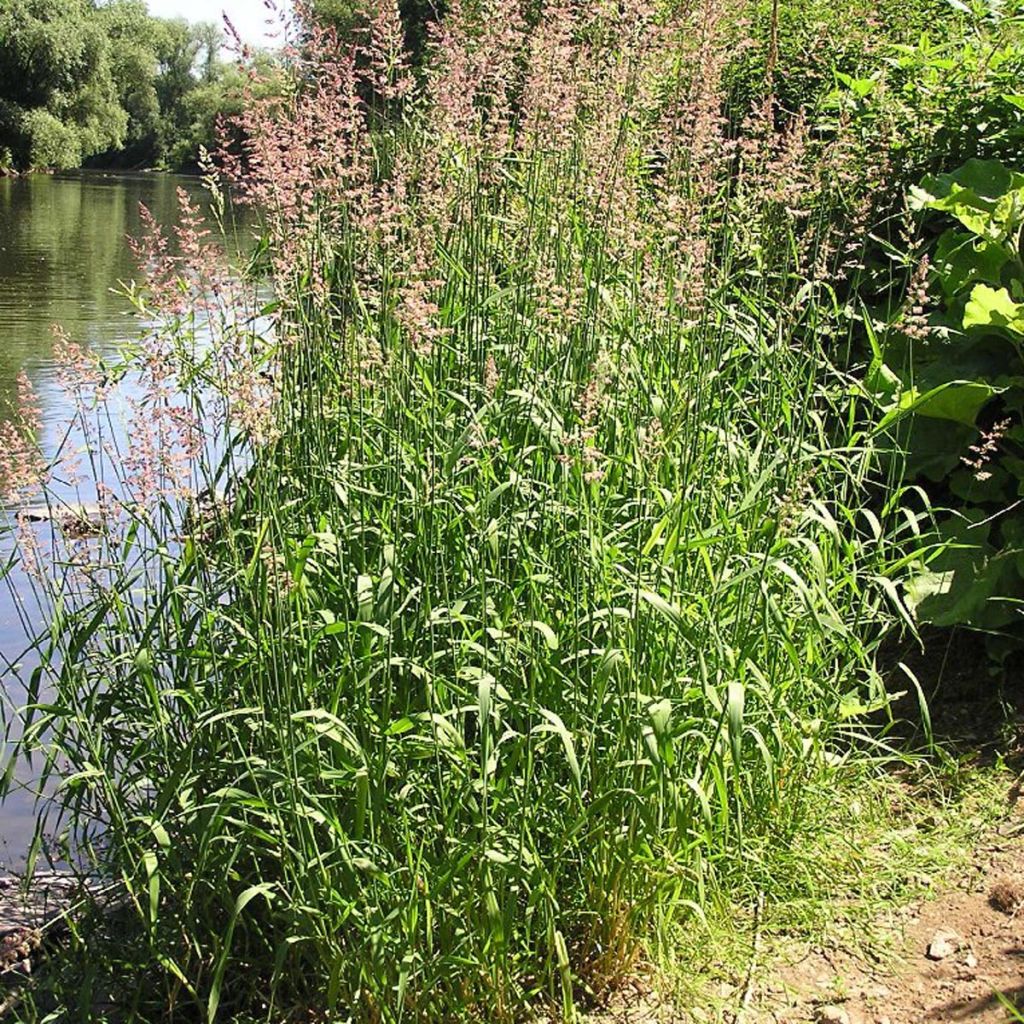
<box><xmin>723</xmin><ymin>0</ymin><xmax>958</xmax><ymax>121</ymax></box>
<box><xmin>820</xmin><ymin>2</ymin><xmax>1024</xmax><ymax>195</ymax></box>
<box><xmin>864</xmin><ymin>158</ymin><xmax>1024</xmax><ymax>660</ymax></box>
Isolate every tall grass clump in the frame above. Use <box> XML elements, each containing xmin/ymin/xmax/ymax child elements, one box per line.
<box><xmin>1</xmin><ymin>0</ymin><xmax>922</xmax><ymax>1019</ymax></box>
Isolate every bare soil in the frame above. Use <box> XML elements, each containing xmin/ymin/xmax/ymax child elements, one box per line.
<box><xmin>751</xmin><ymin>649</ymin><xmax>1024</xmax><ymax>1024</ymax></box>
<box><xmin>583</xmin><ymin>796</ymin><xmax>1024</xmax><ymax>1024</ymax></box>
<box><xmin>755</xmin><ymin>816</ymin><xmax>1024</xmax><ymax>1024</ymax></box>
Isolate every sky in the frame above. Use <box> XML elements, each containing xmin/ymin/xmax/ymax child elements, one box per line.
<box><xmin>145</xmin><ymin>0</ymin><xmax>290</xmax><ymax>47</ymax></box>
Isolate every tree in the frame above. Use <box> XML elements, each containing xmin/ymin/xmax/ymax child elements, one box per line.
<box><xmin>97</xmin><ymin>0</ymin><xmax>161</xmax><ymax>156</ymax></box>
<box><xmin>149</xmin><ymin>17</ymin><xmax>228</xmax><ymax>165</ymax></box>
<box><xmin>0</xmin><ymin>0</ymin><xmax>275</xmax><ymax>173</ymax></box>
<box><xmin>309</xmin><ymin>0</ymin><xmax>441</xmax><ymax>63</ymax></box>
<box><xmin>193</xmin><ymin>21</ymin><xmax>222</xmax><ymax>84</ymax></box>
<box><xmin>0</xmin><ymin>0</ymin><xmax>126</xmax><ymax>169</ymax></box>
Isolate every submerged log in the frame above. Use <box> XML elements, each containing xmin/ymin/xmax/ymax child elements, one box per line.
<box><xmin>0</xmin><ymin>871</ymin><xmax>123</xmax><ymax>1010</ymax></box>
<box><xmin>0</xmin><ymin>871</ymin><xmax>94</xmax><ymax>936</ymax></box>
<box><xmin>17</xmin><ymin>503</ymin><xmax>103</xmax><ymax>524</ymax></box>
<box><xmin>15</xmin><ymin>504</ymin><xmax>104</xmax><ymax>538</ymax></box>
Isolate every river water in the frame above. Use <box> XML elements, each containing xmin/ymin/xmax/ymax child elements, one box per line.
<box><xmin>0</xmin><ymin>171</ymin><xmax>254</xmax><ymax>869</ymax></box>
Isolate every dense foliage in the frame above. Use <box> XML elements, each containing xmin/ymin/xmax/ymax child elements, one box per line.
<box><xmin>311</xmin><ymin>0</ymin><xmax>438</xmax><ymax>58</ymax></box>
<box><xmin>868</xmin><ymin>158</ymin><xmax>1024</xmax><ymax>658</ymax></box>
<box><xmin>0</xmin><ymin>0</ymin><xmax>1022</xmax><ymax>1021</ymax></box>
<box><xmin>0</xmin><ymin>0</ymin><xmax>247</xmax><ymax>172</ymax></box>
<box><xmin>826</xmin><ymin>3</ymin><xmax>1024</xmax><ymax>658</ymax></box>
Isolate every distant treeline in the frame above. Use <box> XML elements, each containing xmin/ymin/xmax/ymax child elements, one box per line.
<box><xmin>0</xmin><ymin>0</ymin><xmax>251</xmax><ymax>173</ymax></box>
<box><xmin>0</xmin><ymin>0</ymin><xmax>442</xmax><ymax>175</ymax></box>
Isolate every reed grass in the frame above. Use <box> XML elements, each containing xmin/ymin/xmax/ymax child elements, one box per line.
<box><xmin>0</xmin><ymin>1</ymin><xmax>928</xmax><ymax>1019</ymax></box>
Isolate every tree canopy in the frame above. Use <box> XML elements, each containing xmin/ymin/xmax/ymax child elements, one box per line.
<box><xmin>0</xmin><ymin>0</ymin><xmax>127</xmax><ymax>170</ymax></box>
<box><xmin>310</xmin><ymin>0</ymin><xmax>440</xmax><ymax>63</ymax></box>
<box><xmin>0</xmin><ymin>0</ymin><xmax>443</xmax><ymax>174</ymax></box>
<box><xmin>0</xmin><ymin>0</ymin><xmax>249</xmax><ymax>172</ymax></box>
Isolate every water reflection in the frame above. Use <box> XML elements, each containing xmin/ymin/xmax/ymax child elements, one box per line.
<box><xmin>0</xmin><ymin>171</ymin><xmax>257</xmax><ymax>869</ymax></box>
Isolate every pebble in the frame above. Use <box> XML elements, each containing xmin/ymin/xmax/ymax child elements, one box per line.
<box><xmin>926</xmin><ymin>929</ymin><xmax>961</xmax><ymax>961</ymax></box>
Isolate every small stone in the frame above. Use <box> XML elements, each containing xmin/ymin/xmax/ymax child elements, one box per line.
<box><xmin>964</xmin><ymin>952</ymin><xmax>978</xmax><ymax>969</ymax></box>
<box><xmin>816</xmin><ymin>1006</ymin><xmax>850</xmax><ymax>1024</ymax></box>
<box><xmin>926</xmin><ymin>929</ymin><xmax>961</xmax><ymax>961</ymax></box>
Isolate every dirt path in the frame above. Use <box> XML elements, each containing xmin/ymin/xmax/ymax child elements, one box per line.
<box><xmin>582</xmin><ymin>740</ymin><xmax>1024</xmax><ymax>1024</ymax></box>
<box><xmin>755</xmin><ymin>818</ymin><xmax>1024</xmax><ymax>1024</ymax></box>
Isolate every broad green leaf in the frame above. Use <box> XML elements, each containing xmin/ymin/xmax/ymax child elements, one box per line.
<box><xmin>949</xmin><ymin>464</ymin><xmax>1011</xmax><ymax>502</ymax></box>
<box><xmin>878</xmin><ymin>380</ymin><xmax>999</xmax><ymax>429</ymax></box>
<box><xmin>905</xmin><ymin>516</ymin><xmax>1022</xmax><ymax>628</ymax></box>
<box><xmin>862</xmin><ymin>357</ymin><xmax>901</xmax><ymax>405</ymax></box>
<box><xmin>913</xmin><ymin>380</ymin><xmax>1000</xmax><ymax>424</ymax></box>
<box><xmin>912</xmin><ymin>159</ymin><xmax>1024</xmax><ymax>240</ymax></box>
<box><xmin>933</xmin><ymin>230</ymin><xmax>1008</xmax><ymax>298</ymax></box>
<box><xmin>835</xmin><ymin>71</ymin><xmax>876</xmax><ymax>97</ymax></box>
<box><xmin>963</xmin><ymin>284</ymin><xmax>1024</xmax><ymax>336</ymax></box>
<box><xmin>920</xmin><ymin>159</ymin><xmax>1024</xmax><ymax>205</ymax></box>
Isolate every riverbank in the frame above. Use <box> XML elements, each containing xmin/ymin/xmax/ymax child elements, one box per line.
<box><xmin>3</xmin><ymin>0</ymin><xmax>1024</xmax><ymax>1019</ymax></box>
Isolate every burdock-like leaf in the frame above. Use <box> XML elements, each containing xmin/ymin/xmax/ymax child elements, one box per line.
<box><xmin>964</xmin><ymin>283</ymin><xmax>1024</xmax><ymax>336</ymax></box>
